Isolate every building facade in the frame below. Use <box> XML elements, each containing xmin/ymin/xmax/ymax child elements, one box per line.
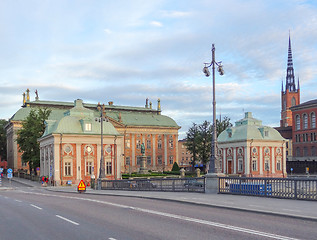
<box><xmin>290</xmin><ymin>99</ymin><xmax>317</xmax><ymax>173</ymax></box>
<box><xmin>178</xmin><ymin>139</ymin><xmax>193</xmax><ymax>171</ymax></box>
<box><xmin>5</xmin><ymin>91</ymin><xmax>180</xmax><ymax>184</ymax></box>
<box><xmin>218</xmin><ymin>112</ymin><xmax>287</xmax><ymax>178</ymax></box>
<box><xmin>276</xmin><ymin>35</ymin><xmax>300</xmax><ymax>164</ymax></box>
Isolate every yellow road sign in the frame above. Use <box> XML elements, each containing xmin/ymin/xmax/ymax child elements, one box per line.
<box><xmin>77</xmin><ymin>180</ymin><xmax>86</xmax><ymax>192</ymax></box>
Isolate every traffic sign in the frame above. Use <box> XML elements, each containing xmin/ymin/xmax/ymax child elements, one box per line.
<box><xmin>77</xmin><ymin>180</ymin><xmax>86</xmax><ymax>193</ymax></box>
<box><xmin>7</xmin><ymin>173</ymin><xmax>13</xmax><ymax>178</ymax></box>
<box><xmin>0</xmin><ymin>168</ymin><xmax>3</xmax><ymax>173</ymax></box>
<box><xmin>7</xmin><ymin>168</ymin><xmax>12</xmax><ymax>174</ymax></box>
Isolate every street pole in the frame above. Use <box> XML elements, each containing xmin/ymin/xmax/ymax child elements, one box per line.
<box><xmin>203</xmin><ymin>43</ymin><xmax>224</xmax><ymax>192</ymax></box>
<box><xmin>96</xmin><ymin>103</ymin><xmax>106</xmax><ymax>190</ymax></box>
<box><xmin>210</xmin><ymin>44</ymin><xmax>217</xmax><ymax>174</ymax></box>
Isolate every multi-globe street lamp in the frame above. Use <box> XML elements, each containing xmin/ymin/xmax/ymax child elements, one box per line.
<box><xmin>95</xmin><ymin>102</ymin><xmax>107</xmax><ymax>189</ymax></box>
<box><xmin>203</xmin><ymin>44</ymin><xmax>224</xmax><ymax>174</ymax></box>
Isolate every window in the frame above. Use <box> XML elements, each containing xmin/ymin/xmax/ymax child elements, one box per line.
<box><xmin>311</xmin><ymin>146</ymin><xmax>316</xmax><ymax>156</ymax></box>
<box><xmin>169</xmin><ymin>156</ymin><xmax>174</xmax><ymax>165</ymax></box>
<box><xmin>276</xmin><ymin>159</ymin><xmax>281</xmax><ymax>171</ymax></box>
<box><xmin>157</xmin><ymin>156</ymin><xmax>162</xmax><ymax>165</ymax></box>
<box><xmin>137</xmin><ymin>156</ymin><xmax>142</xmax><ymax>165</ymax></box>
<box><xmin>296</xmin><ymin>147</ymin><xmax>300</xmax><ymax>157</ymax></box>
<box><xmin>303</xmin><ymin>114</ymin><xmax>308</xmax><ymax>129</ymax></box>
<box><xmin>238</xmin><ymin>158</ymin><xmax>243</xmax><ymax>172</ymax></box>
<box><xmin>136</xmin><ymin>140</ymin><xmax>141</xmax><ymax>149</ymax></box>
<box><xmin>85</xmin><ymin>123</ymin><xmax>92</xmax><ymax>131</ymax></box>
<box><xmin>106</xmin><ymin>162</ymin><xmax>112</xmax><ymax>175</ymax></box>
<box><xmin>291</xmin><ymin>97</ymin><xmax>296</xmax><ymax>107</ymax></box>
<box><xmin>252</xmin><ymin>159</ymin><xmax>257</xmax><ymax>171</ymax></box>
<box><xmin>86</xmin><ymin>161</ymin><xmax>93</xmax><ymax>175</ymax></box>
<box><xmin>147</xmin><ymin>156</ymin><xmax>151</xmax><ymax>165</ymax></box>
<box><xmin>158</xmin><ymin>139</ymin><xmax>162</xmax><ymax>149</ymax></box>
<box><xmin>311</xmin><ymin>133</ymin><xmax>316</xmax><ymax>142</ymax></box>
<box><xmin>311</xmin><ymin>112</ymin><xmax>316</xmax><ymax>128</ymax></box>
<box><xmin>264</xmin><ymin>131</ymin><xmax>269</xmax><ymax>137</ymax></box>
<box><xmin>147</xmin><ymin>139</ymin><xmax>151</xmax><ymax>149</ymax></box>
<box><xmin>296</xmin><ymin>115</ymin><xmax>300</xmax><ymax>130</ymax></box>
<box><xmin>125</xmin><ymin>139</ymin><xmax>130</xmax><ymax>149</ymax></box>
<box><xmin>64</xmin><ymin>162</ymin><xmax>72</xmax><ymax>176</ymax></box>
<box><xmin>126</xmin><ymin>157</ymin><xmax>130</xmax><ymax>165</ymax></box>
<box><xmin>303</xmin><ymin>147</ymin><xmax>308</xmax><ymax>156</ymax></box>
<box><xmin>264</xmin><ymin>158</ymin><xmax>270</xmax><ymax>171</ymax></box>
<box><xmin>169</xmin><ymin>139</ymin><xmax>174</xmax><ymax>148</ymax></box>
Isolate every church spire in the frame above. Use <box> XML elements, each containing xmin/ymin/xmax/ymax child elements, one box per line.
<box><xmin>285</xmin><ymin>33</ymin><xmax>297</xmax><ymax>92</ymax></box>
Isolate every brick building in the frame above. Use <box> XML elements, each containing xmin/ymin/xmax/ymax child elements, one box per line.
<box><xmin>5</xmin><ymin>91</ymin><xmax>180</xmax><ymax>184</ymax></box>
<box><xmin>275</xmin><ymin>35</ymin><xmax>300</xmax><ymax>164</ymax></box>
<box><xmin>178</xmin><ymin>139</ymin><xmax>193</xmax><ymax>171</ymax></box>
<box><xmin>289</xmin><ymin>99</ymin><xmax>317</xmax><ymax>173</ymax></box>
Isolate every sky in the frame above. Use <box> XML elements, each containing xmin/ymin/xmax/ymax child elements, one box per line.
<box><xmin>1</xmin><ymin>0</ymin><xmax>317</xmax><ymax>139</ymax></box>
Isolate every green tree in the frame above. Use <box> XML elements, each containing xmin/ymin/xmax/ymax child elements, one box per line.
<box><xmin>171</xmin><ymin>162</ymin><xmax>180</xmax><ymax>172</ymax></box>
<box><xmin>0</xmin><ymin>119</ymin><xmax>8</xmax><ymax>161</ymax></box>
<box><xmin>184</xmin><ymin>123</ymin><xmax>200</xmax><ymax>169</ymax></box>
<box><xmin>185</xmin><ymin>117</ymin><xmax>232</xmax><ymax>171</ymax></box>
<box><xmin>216</xmin><ymin>116</ymin><xmax>233</xmax><ymax>137</ymax></box>
<box><xmin>197</xmin><ymin>121</ymin><xmax>212</xmax><ymax>170</ymax></box>
<box><xmin>17</xmin><ymin>108</ymin><xmax>51</xmax><ymax>174</ymax></box>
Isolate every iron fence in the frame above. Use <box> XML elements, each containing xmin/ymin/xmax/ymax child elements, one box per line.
<box><xmin>219</xmin><ymin>177</ymin><xmax>317</xmax><ymax>200</ymax></box>
<box><xmin>100</xmin><ymin>177</ymin><xmax>205</xmax><ymax>193</ymax></box>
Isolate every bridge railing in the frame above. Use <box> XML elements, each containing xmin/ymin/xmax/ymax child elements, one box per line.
<box><xmin>99</xmin><ymin>177</ymin><xmax>205</xmax><ymax>193</ymax></box>
<box><xmin>218</xmin><ymin>176</ymin><xmax>317</xmax><ymax>200</ymax></box>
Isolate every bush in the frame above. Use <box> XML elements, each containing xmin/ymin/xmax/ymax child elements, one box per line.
<box><xmin>171</xmin><ymin>162</ymin><xmax>180</xmax><ymax>172</ymax></box>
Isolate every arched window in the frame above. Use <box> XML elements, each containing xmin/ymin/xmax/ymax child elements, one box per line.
<box><xmin>311</xmin><ymin>146</ymin><xmax>316</xmax><ymax>156</ymax></box>
<box><xmin>291</xmin><ymin>97</ymin><xmax>296</xmax><ymax>107</ymax></box>
<box><xmin>296</xmin><ymin>115</ymin><xmax>300</xmax><ymax>130</ymax></box>
<box><xmin>303</xmin><ymin>114</ymin><xmax>308</xmax><ymax>129</ymax></box>
<box><xmin>296</xmin><ymin>147</ymin><xmax>300</xmax><ymax>157</ymax></box>
<box><xmin>311</xmin><ymin>112</ymin><xmax>316</xmax><ymax>128</ymax></box>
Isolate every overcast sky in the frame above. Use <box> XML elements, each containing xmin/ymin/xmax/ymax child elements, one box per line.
<box><xmin>1</xmin><ymin>0</ymin><xmax>317</xmax><ymax>139</ymax></box>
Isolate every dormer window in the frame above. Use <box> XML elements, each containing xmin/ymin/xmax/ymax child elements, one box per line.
<box><xmin>264</xmin><ymin>130</ymin><xmax>269</xmax><ymax>137</ymax></box>
<box><xmin>85</xmin><ymin>123</ymin><xmax>92</xmax><ymax>131</ymax></box>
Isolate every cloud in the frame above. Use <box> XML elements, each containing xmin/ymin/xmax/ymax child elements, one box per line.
<box><xmin>150</xmin><ymin>21</ymin><xmax>163</xmax><ymax>27</ymax></box>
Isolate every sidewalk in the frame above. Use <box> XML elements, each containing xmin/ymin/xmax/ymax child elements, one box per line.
<box><xmin>8</xmin><ymin>177</ymin><xmax>317</xmax><ymax>222</ymax></box>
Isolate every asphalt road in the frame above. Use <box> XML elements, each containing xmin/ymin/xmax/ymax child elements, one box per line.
<box><xmin>0</xmin><ymin>181</ymin><xmax>316</xmax><ymax>240</ymax></box>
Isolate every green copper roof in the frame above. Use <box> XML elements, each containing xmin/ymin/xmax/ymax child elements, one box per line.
<box><xmin>218</xmin><ymin>112</ymin><xmax>285</xmax><ymax>142</ymax></box>
<box><xmin>10</xmin><ymin>99</ymin><xmax>180</xmax><ymax>129</ymax></box>
<box><xmin>41</xmin><ymin>99</ymin><xmax>120</xmax><ymax>137</ymax></box>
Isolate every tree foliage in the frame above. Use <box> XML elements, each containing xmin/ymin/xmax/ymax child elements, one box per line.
<box><xmin>184</xmin><ymin>123</ymin><xmax>200</xmax><ymax>169</ymax></box>
<box><xmin>0</xmin><ymin>119</ymin><xmax>8</xmax><ymax>161</ymax></box>
<box><xmin>171</xmin><ymin>162</ymin><xmax>180</xmax><ymax>172</ymax></box>
<box><xmin>185</xmin><ymin>117</ymin><xmax>232</xmax><ymax>171</ymax></box>
<box><xmin>17</xmin><ymin>108</ymin><xmax>51</xmax><ymax>173</ymax></box>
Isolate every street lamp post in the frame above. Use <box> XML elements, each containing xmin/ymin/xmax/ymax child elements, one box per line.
<box><xmin>203</xmin><ymin>44</ymin><xmax>224</xmax><ymax>175</ymax></box>
<box><xmin>96</xmin><ymin>102</ymin><xmax>107</xmax><ymax>189</ymax></box>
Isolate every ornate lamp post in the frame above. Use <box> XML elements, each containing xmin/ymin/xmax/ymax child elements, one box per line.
<box><xmin>203</xmin><ymin>44</ymin><xmax>224</xmax><ymax>175</ymax></box>
<box><xmin>95</xmin><ymin>102</ymin><xmax>107</xmax><ymax>189</ymax></box>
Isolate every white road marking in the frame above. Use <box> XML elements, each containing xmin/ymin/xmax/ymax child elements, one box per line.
<box><xmin>109</xmin><ymin>238</ymin><xmax>117</xmax><ymax>240</ymax></box>
<box><xmin>56</xmin><ymin>215</ymin><xmax>79</xmax><ymax>225</ymax></box>
<box><xmin>30</xmin><ymin>204</ymin><xmax>42</xmax><ymax>210</ymax></box>
<box><xmin>15</xmin><ymin>199</ymin><xmax>22</xmax><ymax>202</ymax></box>
<box><xmin>20</xmin><ymin>191</ymin><xmax>300</xmax><ymax>240</ymax></box>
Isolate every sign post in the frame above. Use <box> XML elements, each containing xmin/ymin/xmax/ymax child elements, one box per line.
<box><xmin>77</xmin><ymin>180</ymin><xmax>86</xmax><ymax>193</ymax></box>
<box><xmin>7</xmin><ymin>168</ymin><xmax>12</xmax><ymax>187</ymax></box>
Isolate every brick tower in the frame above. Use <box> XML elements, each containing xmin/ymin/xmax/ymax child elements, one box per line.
<box><xmin>280</xmin><ymin>35</ymin><xmax>300</xmax><ymax>127</ymax></box>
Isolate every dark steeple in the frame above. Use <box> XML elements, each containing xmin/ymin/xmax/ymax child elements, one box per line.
<box><xmin>285</xmin><ymin>34</ymin><xmax>297</xmax><ymax>92</ymax></box>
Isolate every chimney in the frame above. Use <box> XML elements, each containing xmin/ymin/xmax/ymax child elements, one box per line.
<box><xmin>149</xmin><ymin>102</ymin><xmax>152</xmax><ymax>109</ymax></box>
<box><xmin>22</xmin><ymin>92</ymin><xmax>26</xmax><ymax>106</ymax></box>
<box><xmin>145</xmin><ymin>98</ymin><xmax>149</xmax><ymax>108</ymax></box>
<box><xmin>157</xmin><ymin>98</ymin><xmax>161</xmax><ymax>115</ymax></box>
